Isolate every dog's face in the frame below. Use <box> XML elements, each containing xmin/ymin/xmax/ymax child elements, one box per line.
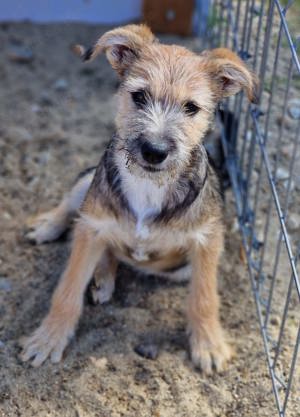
<box><xmin>116</xmin><ymin>45</ymin><xmax>215</xmax><ymax>174</ymax></box>
<box><xmin>76</xmin><ymin>25</ymin><xmax>257</xmax><ymax>176</ymax></box>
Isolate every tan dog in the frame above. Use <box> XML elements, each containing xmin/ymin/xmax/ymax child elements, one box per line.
<box><xmin>20</xmin><ymin>24</ymin><xmax>257</xmax><ymax>373</ymax></box>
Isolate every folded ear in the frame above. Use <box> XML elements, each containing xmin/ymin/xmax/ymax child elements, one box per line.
<box><xmin>201</xmin><ymin>48</ymin><xmax>259</xmax><ymax>103</ymax></box>
<box><xmin>73</xmin><ymin>24</ymin><xmax>157</xmax><ymax>76</ymax></box>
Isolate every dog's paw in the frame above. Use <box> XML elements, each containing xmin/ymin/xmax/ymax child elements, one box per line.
<box><xmin>19</xmin><ymin>321</ymin><xmax>73</xmax><ymax>367</ymax></box>
<box><xmin>88</xmin><ymin>278</ymin><xmax>115</xmax><ymax>305</ymax></box>
<box><xmin>189</xmin><ymin>330</ymin><xmax>233</xmax><ymax>374</ymax></box>
<box><xmin>25</xmin><ymin>210</ymin><xmax>67</xmax><ymax>244</ymax></box>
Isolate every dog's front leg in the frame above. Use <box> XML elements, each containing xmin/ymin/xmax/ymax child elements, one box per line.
<box><xmin>187</xmin><ymin>230</ymin><xmax>232</xmax><ymax>374</ymax></box>
<box><xmin>20</xmin><ymin>223</ymin><xmax>105</xmax><ymax>367</ymax></box>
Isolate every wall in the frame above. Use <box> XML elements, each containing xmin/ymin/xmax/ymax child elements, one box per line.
<box><xmin>0</xmin><ymin>0</ymin><xmax>142</xmax><ymax>23</ymax></box>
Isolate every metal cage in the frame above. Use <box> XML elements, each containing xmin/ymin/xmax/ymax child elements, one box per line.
<box><xmin>199</xmin><ymin>1</ymin><xmax>300</xmax><ymax>416</ymax></box>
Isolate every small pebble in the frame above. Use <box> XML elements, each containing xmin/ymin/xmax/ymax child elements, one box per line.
<box><xmin>246</xmin><ymin>130</ymin><xmax>252</xmax><ymax>141</ymax></box>
<box><xmin>252</xmin><ymin>5</ymin><xmax>262</xmax><ymax>15</ymax></box>
<box><xmin>5</xmin><ymin>126</ymin><xmax>33</xmax><ymax>142</ymax></box>
<box><xmin>0</xmin><ymin>340</ymin><xmax>5</xmax><ymax>349</ymax></box>
<box><xmin>89</xmin><ymin>356</ymin><xmax>108</xmax><ymax>369</ymax></box>
<box><xmin>275</xmin><ymin>167</ymin><xmax>295</xmax><ymax>190</ymax></box>
<box><xmin>53</xmin><ymin>78</ymin><xmax>69</xmax><ymax>91</ymax></box>
<box><xmin>8</xmin><ymin>45</ymin><xmax>34</xmax><ymax>63</ymax></box>
<box><xmin>79</xmin><ymin>67</ymin><xmax>95</xmax><ymax>76</ymax></box>
<box><xmin>251</xmin><ymin>169</ymin><xmax>259</xmax><ymax>184</ymax></box>
<box><xmin>276</xmin><ymin>116</ymin><xmax>292</xmax><ymax>130</ymax></box>
<box><xmin>270</xmin><ymin>316</ymin><xmax>280</xmax><ymax>326</ymax></box>
<box><xmin>256</xmin><ymin>229</ymin><xmax>264</xmax><ymax>244</ymax></box>
<box><xmin>31</xmin><ymin>104</ymin><xmax>41</xmax><ymax>113</ymax></box>
<box><xmin>287</xmin><ymin>213</ymin><xmax>300</xmax><ymax>231</ymax></box>
<box><xmin>0</xmin><ymin>278</ymin><xmax>12</xmax><ymax>292</ymax></box>
<box><xmin>276</xmin><ymin>167</ymin><xmax>289</xmax><ymax>181</ymax></box>
<box><xmin>3</xmin><ymin>212</ymin><xmax>12</xmax><ymax>220</ymax></box>
<box><xmin>39</xmin><ymin>91</ymin><xmax>54</xmax><ymax>106</ymax></box>
<box><xmin>134</xmin><ymin>343</ymin><xmax>159</xmax><ymax>360</ymax></box>
<box><xmin>287</xmin><ymin>99</ymin><xmax>300</xmax><ymax>120</ymax></box>
<box><xmin>281</xmin><ymin>144</ymin><xmax>293</xmax><ymax>158</ymax></box>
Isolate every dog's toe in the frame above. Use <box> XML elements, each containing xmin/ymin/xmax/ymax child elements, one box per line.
<box><xmin>24</xmin><ymin>212</ymin><xmax>67</xmax><ymax>244</ymax></box>
<box><xmin>19</xmin><ymin>322</ymin><xmax>72</xmax><ymax>367</ymax></box>
<box><xmin>190</xmin><ymin>331</ymin><xmax>233</xmax><ymax>374</ymax></box>
<box><xmin>87</xmin><ymin>277</ymin><xmax>115</xmax><ymax>305</ymax></box>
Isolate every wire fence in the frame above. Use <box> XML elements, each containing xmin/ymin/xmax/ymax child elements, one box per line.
<box><xmin>200</xmin><ymin>1</ymin><xmax>300</xmax><ymax>416</ymax></box>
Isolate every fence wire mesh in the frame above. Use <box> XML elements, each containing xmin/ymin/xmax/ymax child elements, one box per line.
<box><xmin>201</xmin><ymin>1</ymin><xmax>300</xmax><ymax>415</ymax></box>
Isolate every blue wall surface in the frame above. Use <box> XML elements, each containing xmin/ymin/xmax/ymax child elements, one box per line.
<box><xmin>0</xmin><ymin>0</ymin><xmax>142</xmax><ymax>23</ymax></box>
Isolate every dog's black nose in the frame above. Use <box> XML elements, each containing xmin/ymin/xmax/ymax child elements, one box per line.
<box><xmin>141</xmin><ymin>141</ymin><xmax>169</xmax><ymax>164</ymax></box>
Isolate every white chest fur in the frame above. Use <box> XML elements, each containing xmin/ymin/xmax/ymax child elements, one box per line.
<box><xmin>118</xmin><ymin>162</ymin><xmax>168</xmax><ymax>239</ymax></box>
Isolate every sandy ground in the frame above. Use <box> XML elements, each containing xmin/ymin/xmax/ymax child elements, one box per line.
<box><xmin>0</xmin><ymin>22</ymin><xmax>299</xmax><ymax>417</ymax></box>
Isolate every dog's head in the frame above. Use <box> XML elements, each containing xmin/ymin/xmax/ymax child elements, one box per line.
<box><xmin>75</xmin><ymin>25</ymin><xmax>257</xmax><ymax>176</ymax></box>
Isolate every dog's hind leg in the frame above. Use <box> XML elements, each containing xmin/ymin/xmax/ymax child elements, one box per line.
<box><xmin>87</xmin><ymin>249</ymin><xmax>118</xmax><ymax>305</ymax></box>
<box><xmin>25</xmin><ymin>167</ymin><xmax>96</xmax><ymax>244</ymax></box>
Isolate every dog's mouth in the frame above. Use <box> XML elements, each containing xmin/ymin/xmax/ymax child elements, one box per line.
<box><xmin>139</xmin><ymin>163</ymin><xmax>165</xmax><ymax>173</ymax></box>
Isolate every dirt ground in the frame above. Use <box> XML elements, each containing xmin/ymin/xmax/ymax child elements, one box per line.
<box><xmin>0</xmin><ymin>22</ymin><xmax>298</xmax><ymax>417</ymax></box>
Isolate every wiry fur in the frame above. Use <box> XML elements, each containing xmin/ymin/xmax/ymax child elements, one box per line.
<box><xmin>20</xmin><ymin>24</ymin><xmax>257</xmax><ymax>372</ymax></box>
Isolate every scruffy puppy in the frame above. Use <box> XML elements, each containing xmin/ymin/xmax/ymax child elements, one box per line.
<box><xmin>20</xmin><ymin>24</ymin><xmax>257</xmax><ymax>372</ymax></box>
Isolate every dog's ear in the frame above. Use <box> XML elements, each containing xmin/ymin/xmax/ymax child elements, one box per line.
<box><xmin>201</xmin><ymin>48</ymin><xmax>259</xmax><ymax>103</ymax></box>
<box><xmin>73</xmin><ymin>24</ymin><xmax>157</xmax><ymax>76</ymax></box>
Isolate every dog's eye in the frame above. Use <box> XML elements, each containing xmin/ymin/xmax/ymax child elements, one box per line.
<box><xmin>183</xmin><ymin>101</ymin><xmax>200</xmax><ymax>116</ymax></box>
<box><xmin>131</xmin><ymin>90</ymin><xmax>148</xmax><ymax>108</ymax></box>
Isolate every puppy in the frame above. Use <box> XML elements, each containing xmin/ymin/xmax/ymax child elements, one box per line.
<box><xmin>20</xmin><ymin>24</ymin><xmax>257</xmax><ymax>372</ymax></box>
